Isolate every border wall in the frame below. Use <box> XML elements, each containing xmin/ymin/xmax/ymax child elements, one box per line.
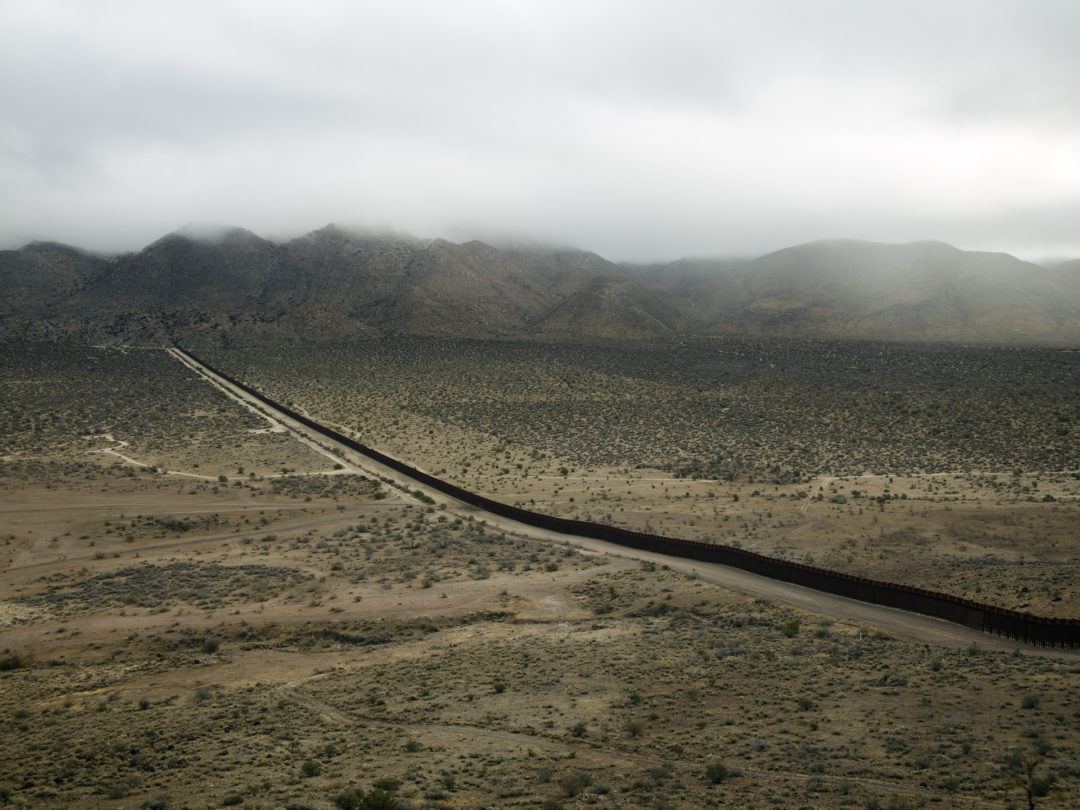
<box><xmin>178</xmin><ymin>348</ymin><xmax>1080</xmax><ymax>649</ymax></box>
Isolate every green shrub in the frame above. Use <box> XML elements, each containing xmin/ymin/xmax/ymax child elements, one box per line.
<box><xmin>105</xmin><ymin>775</ymin><xmax>142</xmax><ymax>799</ymax></box>
<box><xmin>362</xmin><ymin>789</ymin><xmax>398</xmax><ymax>809</ymax></box>
<box><xmin>705</xmin><ymin>761</ymin><xmax>729</xmax><ymax>783</ymax></box>
<box><xmin>558</xmin><ymin>772</ymin><xmax>589</xmax><ymax>797</ymax></box>
<box><xmin>332</xmin><ymin>788</ymin><xmax>363</xmax><ymax>810</ymax></box>
<box><xmin>332</xmin><ymin>787</ymin><xmax>401</xmax><ymax>810</ymax></box>
<box><xmin>1031</xmin><ymin>773</ymin><xmax>1054</xmax><ymax>797</ymax></box>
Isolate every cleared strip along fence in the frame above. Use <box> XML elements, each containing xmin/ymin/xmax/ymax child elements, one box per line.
<box><xmin>177</xmin><ymin>348</ymin><xmax>1080</xmax><ymax>649</ymax></box>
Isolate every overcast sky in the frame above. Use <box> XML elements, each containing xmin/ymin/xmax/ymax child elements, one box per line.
<box><xmin>2</xmin><ymin>1</ymin><xmax>1078</xmax><ymax>262</ymax></box>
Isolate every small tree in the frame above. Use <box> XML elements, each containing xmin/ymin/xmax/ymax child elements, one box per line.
<box><xmin>1004</xmin><ymin>752</ymin><xmax>1053</xmax><ymax>809</ymax></box>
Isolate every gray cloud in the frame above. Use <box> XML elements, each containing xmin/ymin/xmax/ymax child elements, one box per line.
<box><xmin>1</xmin><ymin>0</ymin><xmax>1078</xmax><ymax>262</ymax></box>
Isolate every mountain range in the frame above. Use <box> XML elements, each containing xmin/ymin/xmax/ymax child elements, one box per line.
<box><xmin>2</xmin><ymin>225</ymin><xmax>1079</xmax><ymax>346</ymax></box>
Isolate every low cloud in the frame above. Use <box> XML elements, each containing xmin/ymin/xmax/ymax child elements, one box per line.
<box><xmin>2</xmin><ymin>0</ymin><xmax>1078</xmax><ymax>261</ymax></box>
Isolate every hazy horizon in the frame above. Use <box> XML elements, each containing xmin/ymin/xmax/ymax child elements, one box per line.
<box><xmin>2</xmin><ymin>1</ymin><xmax>1079</xmax><ymax>263</ymax></box>
<box><xmin>7</xmin><ymin>221</ymin><xmax>1077</xmax><ymax>270</ymax></box>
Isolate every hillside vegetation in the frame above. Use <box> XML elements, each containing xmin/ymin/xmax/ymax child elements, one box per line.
<box><xmin>2</xmin><ymin>227</ymin><xmax>1079</xmax><ymax>345</ymax></box>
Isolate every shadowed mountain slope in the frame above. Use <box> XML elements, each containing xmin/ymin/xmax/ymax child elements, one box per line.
<box><xmin>535</xmin><ymin>277</ymin><xmax>687</xmax><ymax>339</ymax></box>
<box><xmin>0</xmin><ymin>242</ymin><xmax>112</xmax><ymax>320</ymax></box>
<box><xmin>2</xmin><ymin>228</ymin><xmax>1078</xmax><ymax>346</ymax></box>
<box><xmin>703</xmin><ymin>239</ymin><xmax>1080</xmax><ymax>343</ymax></box>
<box><xmin>1</xmin><ymin>225</ymin><xmax>677</xmax><ymax>344</ymax></box>
<box><xmin>69</xmin><ymin>228</ymin><xmax>280</xmax><ymax>312</ymax></box>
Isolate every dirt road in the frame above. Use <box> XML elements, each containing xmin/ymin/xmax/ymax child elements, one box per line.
<box><xmin>169</xmin><ymin>349</ymin><xmax>1073</xmax><ymax>656</ymax></box>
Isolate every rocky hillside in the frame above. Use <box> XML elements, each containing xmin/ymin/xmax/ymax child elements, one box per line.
<box><xmin>679</xmin><ymin>240</ymin><xmax>1080</xmax><ymax>344</ymax></box>
<box><xmin>2</xmin><ymin>227</ymin><xmax>1078</xmax><ymax>346</ymax></box>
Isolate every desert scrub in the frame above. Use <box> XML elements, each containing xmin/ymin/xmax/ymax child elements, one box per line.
<box><xmin>20</xmin><ymin>561</ymin><xmax>312</xmax><ymax>614</ymax></box>
<box><xmin>203</xmin><ymin>337</ymin><xmax>1080</xmax><ymax>481</ymax></box>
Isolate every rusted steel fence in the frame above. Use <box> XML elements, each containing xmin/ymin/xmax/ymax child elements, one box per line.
<box><xmin>178</xmin><ymin>348</ymin><xmax>1080</xmax><ymax>649</ymax></box>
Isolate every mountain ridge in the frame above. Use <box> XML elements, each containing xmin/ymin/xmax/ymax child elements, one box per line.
<box><xmin>2</xmin><ymin>226</ymin><xmax>1079</xmax><ymax>346</ymax></box>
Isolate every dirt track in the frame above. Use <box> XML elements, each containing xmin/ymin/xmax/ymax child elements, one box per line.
<box><xmin>169</xmin><ymin>349</ymin><xmax>1074</xmax><ymax>657</ymax></box>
